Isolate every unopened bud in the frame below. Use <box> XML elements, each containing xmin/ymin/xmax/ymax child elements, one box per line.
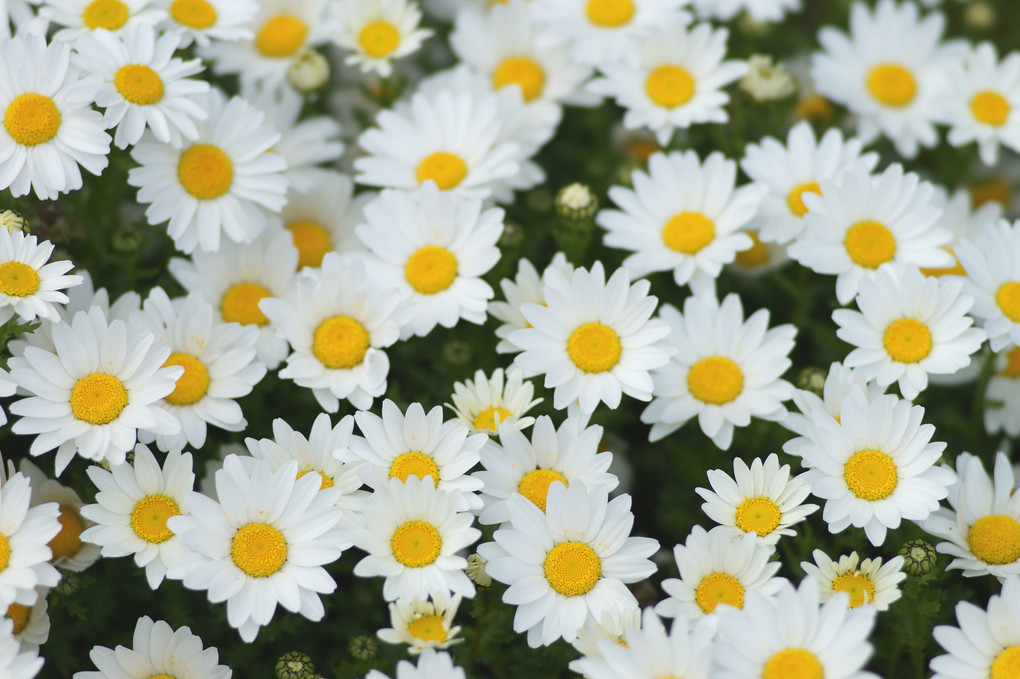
<box><xmin>740</xmin><ymin>55</ymin><xmax>795</xmax><ymax>102</ymax></box>
<box><xmin>287</xmin><ymin>47</ymin><xmax>330</xmax><ymax>92</ymax></box>
<box><xmin>466</xmin><ymin>552</ymin><xmax>492</xmax><ymax>588</ymax></box>
<box><xmin>964</xmin><ymin>1</ymin><xmax>995</xmax><ymax>30</ymax></box>
<box><xmin>796</xmin><ymin>367</ymin><xmax>827</xmax><ymax>397</ymax></box>
<box><xmin>0</xmin><ymin>210</ymin><xmax>26</xmax><ymax>234</ymax></box>
<box><xmin>556</xmin><ymin>183</ymin><xmax>598</xmax><ymax>222</ymax></box>
<box><xmin>276</xmin><ymin>651</ymin><xmax>316</xmax><ymax>679</ymax></box>
<box><xmin>348</xmin><ymin>635</ymin><xmax>378</xmax><ymax>660</ymax></box>
<box><xmin>898</xmin><ymin>539</ymin><xmax>937</xmax><ymax>576</ymax></box>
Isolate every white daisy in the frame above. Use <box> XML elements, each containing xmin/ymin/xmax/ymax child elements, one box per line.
<box><xmin>641</xmin><ymin>293</ymin><xmax>796</xmax><ymax>449</ymax></box>
<box><xmin>0</xmin><ymin>228</ymin><xmax>81</xmax><ymax>326</ymax></box>
<box><xmin>127</xmin><ymin>88</ymin><xmax>288</xmax><ymax>254</ymax></box>
<box><xmin>332</xmin><ymin>0</ymin><xmax>433</xmax><ymax>77</ymax></box>
<box><xmin>943</xmin><ymin>42</ymin><xmax>1020</xmax><ymax>166</ymax></box>
<box><xmin>489</xmin><ymin>253</ymin><xmax>573</xmax><ymax>356</ymax></box>
<box><xmin>366</xmin><ymin>650</ymin><xmax>466</xmax><ymax>679</ymax></box>
<box><xmin>570</xmin><ymin>604</ymin><xmax>643</xmax><ymax>660</ymax></box>
<box><xmin>728</xmin><ymin>231</ymin><xmax>790</xmax><ymax>277</ymax></box>
<box><xmin>6</xmin><ymin>585</ymin><xmax>50</xmax><ymax>652</ymax></box>
<box><xmin>280</xmin><ymin>172</ymin><xmax>373</xmax><ymax>269</ymax></box>
<box><xmin>0</xmin><ymin>619</ymin><xmax>41</xmax><ymax>679</ymax></box>
<box><xmin>931</xmin><ymin>575</ymin><xmax>1020</xmax><ymax>679</ymax></box>
<box><xmin>783</xmin><ymin>362</ymin><xmax>886</xmax><ymax>452</ymax></box>
<box><xmin>0</xmin><ymin>35</ymin><xmax>111</xmax><ymax>200</ymax></box>
<box><xmin>693</xmin><ymin>0</ymin><xmax>800</xmax><ymax>22</ymax></box>
<box><xmin>157</xmin><ymin>0</ymin><xmax>257</xmax><ymax>47</ymax></box>
<box><xmin>801</xmin><ymin>549</ymin><xmax>906</xmax><ymax>611</ymax></box>
<box><xmin>920</xmin><ymin>185</ymin><xmax>1002</xmax><ymax>278</ymax></box>
<box><xmin>597</xmin><ymin>150</ymin><xmax>764</xmax><ymax>295</ymax></box>
<box><xmin>955</xmin><ymin>219</ymin><xmax>1020</xmax><ymax>351</ymax></box>
<box><xmin>18</xmin><ymin>459</ymin><xmax>100</xmax><ymax>573</ymax></box>
<box><xmin>985</xmin><ymin>345</ymin><xmax>1020</xmax><ymax>436</ymax></box>
<box><xmin>376</xmin><ymin>591</ymin><xmax>464</xmax><ymax>654</ymax></box>
<box><xmin>0</xmin><ymin>472</ymin><xmax>60</xmax><ymax>609</ymax></box>
<box><xmin>41</xmin><ymin>0</ymin><xmax>164</xmax><ymax>42</ymax></box>
<box><xmin>447</xmin><ymin>367</ymin><xmax>542</xmax><ymax>435</ymax></box>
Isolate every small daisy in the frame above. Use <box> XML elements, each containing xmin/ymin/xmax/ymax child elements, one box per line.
<box><xmin>6</xmin><ymin>585</ymin><xmax>50</xmax><ymax>652</ymax></box>
<box><xmin>0</xmin><ymin>472</ymin><xmax>61</xmax><ymax>609</ymax></box>
<box><xmin>355</xmin><ymin>184</ymin><xmax>502</xmax><ymax>339</ymax></box>
<box><xmin>128</xmin><ymin>88</ymin><xmax>288</xmax><ymax>254</ymax></box>
<box><xmin>376</xmin><ymin>591</ymin><xmax>464</xmax><ymax>654</ymax></box>
<box><xmin>943</xmin><ymin>42</ymin><xmax>1020</xmax><ymax>166</ymax></box>
<box><xmin>447</xmin><ymin>367</ymin><xmax>542</xmax><ymax>435</ymax></box>
<box><xmin>280</xmin><ymin>172</ymin><xmax>373</xmax><ymax>269</ymax></box>
<box><xmin>783</xmin><ymin>362</ymin><xmax>885</xmax><ymax>450</ymax></box>
<box><xmin>693</xmin><ymin>0</ymin><xmax>800</xmax><ymax>22</ymax></box>
<box><xmin>741</xmin><ymin>121</ymin><xmax>878</xmax><ymax>246</ymax></box>
<box><xmin>641</xmin><ymin>293</ymin><xmax>796</xmax><ymax>449</ymax></box>
<box><xmin>0</xmin><ymin>35</ymin><xmax>111</xmax><ymax>200</ymax></box>
<box><xmin>157</xmin><ymin>0</ymin><xmax>257</xmax><ymax>47</ymax></box>
<box><xmin>788</xmin><ymin>163</ymin><xmax>953</xmax><ymax>305</ymax></box>
<box><xmin>955</xmin><ymin>219</ymin><xmax>1020</xmax><ymax>351</ymax></box>
<box><xmin>0</xmin><ymin>228</ymin><xmax>81</xmax><ymax>326</ymax></box>
<box><xmin>167</xmin><ymin>456</ymin><xmax>346</xmax><ymax>642</ymax></box>
<box><xmin>478</xmin><ymin>482</ymin><xmax>658</xmax><ymax>647</ymax></box>
<box><xmin>332</xmin><ymin>0</ymin><xmax>432</xmax><ymax>77</ymax></box>
<box><xmin>0</xmin><ymin>619</ymin><xmax>41</xmax><ymax>679</ymax></box>
<box><xmin>366</xmin><ymin>650</ymin><xmax>466</xmax><ymax>679</ymax></box>
<box><xmin>598</xmin><ymin>150</ymin><xmax>764</xmax><ymax>295</ymax></box>
<box><xmin>696</xmin><ymin>453</ymin><xmax>817</xmax><ymax>546</ymax></box>
<box><xmin>587</xmin><ymin>22</ymin><xmax>747</xmax><ymax>146</ymax></box>
<box><xmin>474</xmin><ymin>415</ymin><xmax>618</xmax><ymax>526</ymax></box>
<box><xmin>8</xmin><ymin>306</ymin><xmax>181</xmax><ymax>474</ymax></box>
<box><xmin>727</xmin><ymin>232</ymin><xmax>789</xmax><ymax>277</ymax></box>
<box><xmin>489</xmin><ymin>253</ymin><xmax>573</xmax><ymax>356</ymax></box>
<box><xmin>18</xmin><ymin>459</ymin><xmax>100</xmax><ymax>573</ymax></box>
<box><xmin>79</xmin><ymin>444</ymin><xmax>194</xmax><ymax>589</ymax></box>
<box><xmin>41</xmin><ymin>0</ymin><xmax>164</xmax><ymax>42</ymax></box>
<box><xmin>570</xmin><ymin>604</ymin><xmax>642</xmax><ymax>660</ymax></box>
<box><xmin>931</xmin><ymin>575</ymin><xmax>1020</xmax><ymax>679</ymax></box>
<box><xmin>832</xmin><ymin>264</ymin><xmax>985</xmax><ymax>399</ymax></box>
<box><xmin>921</xmin><ymin>185</ymin><xmax>1002</xmax><ymax>278</ymax></box>
<box><xmin>985</xmin><ymin>345</ymin><xmax>1020</xmax><ymax>436</ymax></box>
<box><xmin>510</xmin><ymin>261</ymin><xmax>673</xmax><ymax>415</ymax></box>
<box><xmin>656</xmin><ymin>525</ymin><xmax>785</xmax><ymax>621</ymax></box>
<box><xmin>791</xmin><ymin>386</ymin><xmax>954</xmax><ymax>546</ymax></box>
<box><xmin>801</xmin><ymin>549</ymin><xmax>906</xmax><ymax>611</ymax></box>
<box><xmin>73</xmin><ymin>615</ymin><xmax>231</xmax><ymax>679</ymax></box>
<box><xmin>349</xmin><ymin>476</ymin><xmax>480</xmax><ymax>602</ymax></box>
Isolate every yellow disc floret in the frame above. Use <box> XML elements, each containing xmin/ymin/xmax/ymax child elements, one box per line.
<box><xmin>231</xmin><ymin>522</ymin><xmax>288</xmax><ymax>577</ymax></box>
<box><xmin>883</xmin><ymin>318</ymin><xmax>932</xmax><ymax>364</ymax></box>
<box><xmin>255</xmin><ymin>15</ymin><xmax>308</xmax><ymax>58</ymax></box>
<box><xmin>645</xmin><ymin>65</ymin><xmax>695</xmax><ymax>109</ymax></box>
<box><xmin>416</xmin><ymin>152</ymin><xmax>468</xmax><ymax>191</ymax></box>
<box><xmin>82</xmin><ymin>0</ymin><xmax>129</xmax><ymax>30</ymax></box>
<box><xmin>762</xmin><ymin>648</ymin><xmax>823</xmax><ymax>679</ymax></box>
<box><xmin>0</xmin><ymin>535</ymin><xmax>9</xmax><ymax>572</ymax></box>
<box><xmin>992</xmin><ymin>645</ymin><xmax>1020</xmax><ymax>679</ymax></box>
<box><xmin>687</xmin><ymin>356</ymin><xmax>743</xmax><ymax>405</ymax></box>
<box><xmin>694</xmin><ymin>572</ymin><xmax>745</xmax><ymax>613</ymax></box>
<box><xmin>735</xmin><ymin>230</ymin><xmax>770</xmax><ymax>270</ymax></box>
<box><xmin>734</xmin><ymin>496</ymin><xmax>782</xmax><ymax>536</ymax></box>
<box><xmin>787</xmin><ymin>181</ymin><xmax>822</xmax><ymax>218</ymax></box>
<box><xmin>358</xmin><ymin>20</ymin><xmax>400</xmax><ymax>58</ymax></box>
<box><xmin>70</xmin><ymin>373</ymin><xmax>128</xmax><ymax>425</ymax></box>
<box><xmin>832</xmin><ymin>572</ymin><xmax>875</xmax><ymax>608</ymax></box>
<box><xmin>0</xmin><ymin>262</ymin><xmax>40</xmax><ymax>297</ymax></box>
<box><xmin>170</xmin><ymin>0</ymin><xmax>217</xmax><ymax>29</ymax></box>
<box><xmin>114</xmin><ymin>64</ymin><xmax>165</xmax><ymax>106</ymax></box>
<box><xmin>543</xmin><ymin>541</ymin><xmax>601</xmax><ymax>596</ymax></box>
<box><xmin>130</xmin><ymin>494</ymin><xmax>180</xmax><ymax>544</ymax></box>
<box><xmin>518</xmin><ymin>469</ymin><xmax>568</xmax><ymax>512</ymax></box>
<box><xmin>866</xmin><ymin>63</ymin><xmax>917</xmax><ymax>108</ymax></box>
<box><xmin>4</xmin><ymin>93</ymin><xmax>61</xmax><ymax>147</ymax></box>
<box><xmin>844</xmin><ymin>220</ymin><xmax>896</xmax><ymax>269</ymax></box>
<box><xmin>493</xmin><ymin>57</ymin><xmax>546</xmax><ymax>102</ymax></box>
<box><xmin>472</xmin><ymin>405</ymin><xmax>513</xmax><ymax>431</ymax></box>
<box><xmin>297</xmin><ymin>469</ymin><xmax>334</xmax><ymax>490</ymax></box>
<box><xmin>972</xmin><ymin>90</ymin><xmax>1010</xmax><ymax>127</ymax></box>
<box><xmin>843</xmin><ymin>449</ymin><xmax>898</xmax><ymax>501</ymax></box>
<box><xmin>967</xmin><ymin>515</ymin><xmax>1020</xmax><ymax>565</ymax></box>
<box><xmin>287</xmin><ymin>220</ymin><xmax>333</xmax><ymax>270</ymax></box>
<box><xmin>407</xmin><ymin>614</ymin><xmax>447</xmax><ymax>642</ymax></box>
<box><xmin>312</xmin><ymin>315</ymin><xmax>370</xmax><ymax>370</ymax></box>
<box><xmin>177</xmin><ymin>144</ymin><xmax>233</xmax><ymax>200</ymax></box>
<box><xmin>971</xmin><ymin>179</ymin><xmax>1011</xmax><ymax>208</ymax></box>
<box><xmin>389</xmin><ymin>452</ymin><xmax>441</xmax><ymax>486</ymax></box>
<box><xmin>585</xmin><ymin>0</ymin><xmax>635</xmax><ymax>27</ymax></box>
<box><xmin>48</xmin><ymin>505</ymin><xmax>85</xmax><ymax>560</ymax></box>
<box><xmin>391</xmin><ymin>520</ymin><xmax>443</xmax><ymax>568</ymax></box>
<box><xmin>1001</xmin><ymin>347</ymin><xmax>1020</xmax><ymax>378</ymax></box>
<box><xmin>997</xmin><ymin>282</ymin><xmax>1020</xmax><ymax>322</ymax></box>
<box><xmin>162</xmin><ymin>353</ymin><xmax>210</xmax><ymax>406</ymax></box>
<box><xmin>221</xmin><ymin>282</ymin><xmax>272</xmax><ymax>326</ymax></box>
<box><xmin>405</xmin><ymin>246</ymin><xmax>458</xmax><ymax>295</ymax></box>
<box><xmin>662</xmin><ymin>211</ymin><xmax>715</xmax><ymax>254</ymax></box>
<box><xmin>6</xmin><ymin>603</ymin><xmax>29</xmax><ymax>635</ymax></box>
<box><xmin>567</xmin><ymin>322</ymin><xmax>622</xmax><ymax>373</ymax></box>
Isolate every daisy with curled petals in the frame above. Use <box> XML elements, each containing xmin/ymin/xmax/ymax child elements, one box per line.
<box><xmin>356</xmin><ymin>184</ymin><xmax>502</xmax><ymax>339</ymax></box>
<box><xmin>41</xmin><ymin>0</ymin><xmax>164</xmax><ymax>43</ymax></box>
<box><xmin>79</xmin><ymin>444</ymin><xmax>193</xmax><ymax>589</ymax></box>
<box><xmin>349</xmin><ymin>476</ymin><xmax>480</xmax><ymax>602</ymax></box>
<box><xmin>281</xmin><ymin>172</ymin><xmax>373</xmax><ymax>269</ymax></box>
<box><xmin>366</xmin><ymin>650</ymin><xmax>466</xmax><ymax>679</ymax></box>
<box><xmin>478</xmin><ymin>483</ymin><xmax>658</xmax><ymax>647</ymax></box>
<box><xmin>597</xmin><ymin>151</ymin><xmax>764</xmax><ymax>296</ymax></box>
<box><xmin>510</xmin><ymin>261</ymin><xmax>673</xmax><ymax>415</ymax></box>
<box><xmin>833</xmin><ymin>264</ymin><xmax>985</xmax><ymax>400</ymax></box>
<box><xmin>741</xmin><ymin>121</ymin><xmax>878</xmax><ymax>246</ymax></box>
<box><xmin>0</xmin><ymin>619</ymin><xmax>41</xmax><ymax>679</ymax></box>
<box><xmin>376</xmin><ymin>591</ymin><xmax>464</xmax><ymax>654</ymax></box>
<box><xmin>0</xmin><ymin>228</ymin><xmax>81</xmax><ymax>326</ymax></box>
<box><xmin>641</xmin><ymin>293</ymin><xmax>796</xmax><ymax>449</ymax></box>
<box><xmin>790</xmin><ymin>386</ymin><xmax>954</xmax><ymax>546</ymax></box>
<box><xmin>801</xmin><ymin>549</ymin><xmax>905</xmax><ymax>611</ymax></box>
<box><xmin>587</xmin><ymin>22</ymin><xmax>747</xmax><ymax>146</ymax></box>
<box><xmin>955</xmin><ymin>220</ymin><xmax>1020</xmax><ymax>351</ymax></box>
<box><xmin>167</xmin><ymin>456</ymin><xmax>346</xmax><ymax>642</ymax></box>
<box><xmin>128</xmin><ymin>89</ymin><xmax>288</xmax><ymax>254</ymax></box>
<box><xmin>158</xmin><ymin>0</ymin><xmax>258</xmax><ymax>47</ymax></box>
<box><xmin>0</xmin><ymin>472</ymin><xmax>61</xmax><ymax>609</ymax></box>
<box><xmin>985</xmin><ymin>345</ymin><xmax>1020</xmax><ymax>436</ymax></box>
<box><xmin>260</xmin><ymin>252</ymin><xmax>405</xmax><ymax>412</ymax></box>
<box><xmin>447</xmin><ymin>367</ymin><xmax>542</xmax><ymax>435</ymax></box>
<box><xmin>8</xmin><ymin>306</ymin><xmax>182</xmax><ymax>474</ymax></box>
<box><xmin>0</xmin><ymin>35</ymin><xmax>111</xmax><ymax>200</ymax></box>
<box><xmin>788</xmin><ymin>163</ymin><xmax>953</xmax><ymax>305</ymax></box>
<box><xmin>332</xmin><ymin>0</ymin><xmax>432</xmax><ymax>77</ymax></box>
<box><xmin>489</xmin><ymin>253</ymin><xmax>573</xmax><ymax>356</ymax></box>
<box><xmin>696</xmin><ymin>453</ymin><xmax>817</xmax><ymax>546</ymax></box>
<box><xmin>74</xmin><ymin>615</ymin><xmax>231</xmax><ymax>679</ymax></box>
<box><xmin>18</xmin><ymin>459</ymin><xmax>100</xmax><ymax>573</ymax></box>
<box><xmin>943</xmin><ymin>42</ymin><xmax>1020</xmax><ymax>166</ymax></box>
<box><xmin>474</xmin><ymin>415</ymin><xmax>618</xmax><ymax>526</ymax></box>
<box><xmin>712</xmin><ymin>578</ymin><xmax>878</xmax><ymax>679</ymax></box>
<box><xmin>931</xmin><ymin>575</ymin><xmax>1020</xmax><ymax>679</ymax></box>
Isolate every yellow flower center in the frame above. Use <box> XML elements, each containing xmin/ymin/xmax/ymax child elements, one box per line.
<box><xmin>1001</xmin><ymin>347</ymin><xmax>1020</xmax><ymax>378</ymax></box>
<box><xmin>787</xmin><ymin>181</ymin><xmax>822</xmax><ymax>218</ymax></box>
<box><xmin>407</xmin><ymin>614</ymin><xmax>447</xmax><ymax>642</ymax></box>
<box><xmin>82</xmin><ymin>0</ymin><xmax>128</xmax><ymax>30</ymax></box>
<box><xmin>687</xmin><ymin>356</ymin><xmax>743</xmax><ymax>405</ymax></box>
<box><xmin>255</xmin><ymin>14</ymin><xmax>308</xmax><ymax>58</ymax></box>
<box><xmin>971</xmin><ymin>179</ymin><xmax>1011</xmax><ymax>208</ymax></box>
<box><xmin>645</xmin><ymin>65</ymin><xmax>695</xmax><ymax>109</ymax></box>
<box><xmin>662</xmin><ymin>211</ymin><xmax>715</xmax><ymax>254</ymax></box>
<box><xmin>997</xmin><ymin>282</ymin><xmax>1020</xmax><ymax>322</ymax></box>
<box><xmin>405</xmin><ymin>246</ymin><xmax>458</xmax><ymax>295</ymax></box>
<box><xmin>149</xmin><ymin>675</ymin><xmax>175</xmax><ymax>679</ymax></box>
<box><xmin>567</xmin><ymin>322</ymin><xmax>622</xmax><ymax>373</ymax></box>
<box><xmin>70</xmin><ymin>373</ymin><xmax>128</xmax><ymax>425</ymax></box>
<box><xmin>832</xmin><ymin>572</ymin><xmax>875</xmax><ymax>608</ymax></box>
<box><xmin>170</xmin><ymin>0</ymin><xmax>217</xmax><ymax>29</ymax></box>
<box><xmin>843</xmin><ymin>449</ymin><xmax>898</xmax><ymax>501</ymax></box>
<box><xmin>358</xmin><ymin>20</ymin><xmax>400</xmax><ymax>58</ymax></box>
<box><xmin>735</xmin><ymin>230</ymin><xmax>770</xmax><ymax>269</ymax></box>
<box><xmin>866</xmin><ymin>63</ymin><xmax>917</xmax><ymax>108</ymax></box>
<box><xmin>162</xmin><ymin>353</ymin><xmax>210</xmax><ymax>406</ymax></box>
<box><xmin>992</xmin><ymin>645</ymin><xmax>1020</xmax><ymax>679</ymax></box>
<box><xmin>472</xmin><ymin>405</ymin><xmax>512</xmax><ymax>431</ymax></box>
<box><xmin>694</xmin><ymin>572</ymin><xmax>744</xmax><ymax>613</ymax></box>
<box><xmin>389</xmin><ymin>452</ymin><xmax>440</xmax><ymax>486</ymax></box>
<box><xmin>844</xmin><ymin>220</ymin><xmax>895</xmax><ymax>269</ymax></box>
<box><xmin>6</xmin><ymin>603</ymin><xmax>29</xmax><ymax>635</ymax></box>
<box><xmin>416</xmin><ymin>152</ymin><xmax>468</xmax><ymax>191</ymax></box>
<box><xmin>296</xmin><ymin>469</ymin><xmax>334</xmax><ymax>490</ymax></box>
<box><xmin>968</xmin><ymin>515</ymin><xmax>1020</xmax><ymax>565</ymax></box>
<box><xmin>113</xmin><ymin>64</ymin><xmax>165</xmax><ymax>106</ymax></box>
<box><xmin>221</xmin><ymin>282</ymin><xmax>271</xmax><ymax>326</ymax></box>
<box><xmin>493</xmin><ymin>56</ymin><xmax>546</xmax><ymax>102</ymax></box>
<box><xmin>177</xmin><ymin>144</ymin><xmax>233</xmax><ymax>200</ymax></box>
<box><xmin>312</xmin><ymin>315</ymin><xmax>370</xmax><ymax>370</ymax></box>
<box><xmin>0</xmin><ymin>262</ymin><xmax>40</xmax><ymax>297</ymax></box>
<box><xmin>795</xmin><ymin>93</ymin><xmax>835</xmax><ymax>123</ymax></box>
<box><xmin>920</xmin><ymin>248</ymin><xmax>966</xmax><ymax>278</ymax></box>
<box><xmin>543</xmin><ymin>541</ymin><xmax>601</xmax><ymax>596</ymax></box>
<box><xmin>517</xmin><ymin>469</ymin><xmax>568</xmax><ymax>512</ymax></box>
<box><xmin>287</xmin><ymin>220</ymin><xmax>333</xmax><ymax>269</ymax></box>
<box><xmin>734</xmin><ymin>496</ymin><xmax>781</xmax><ymax>536</ymax></box>
<box><xmin>0</xmin><ymin>535</ymin><xmax>9</xmax><ymax>572</ymax></box>
<box><xmin>882</xmin><ymin>318</ymin><xmax>932</xmax><ymax>364</ymax></box>
<box><xmin>4</xmin><ymin>93</ymin><xmax>61</xmax><ymax>147</ymax></box>
<box><xmin>585</xmin><ymin>0</ymin><xmax>634</xmax><ymax>27</ymax></box>
<box><xmin>762</xmin><ymin>648</ymin><xmax>823</xmax><ymax>679</ymax></box>
<box><xmin>391</xmin><ymin>520</ymin><xmax>443</xmax><ymax>568</ymax></box>
<box><xmin>231</xmin><ymin>522</ymin><xmax>287</xmax><ymax>577</ymax></box>
<box><xmin>48</xmin><ymin>505</ymin><xmax>85</xmax><ymax>561</ymax></box>
<box><xmin>130</xmin><ymin>494</ymin><xmax>180</xmax><ymax>544</ymax></box>
<box><xmin>972</xmin><ymin>90</ymin><xmax>1010</xmax><ymax>127</ymax></box>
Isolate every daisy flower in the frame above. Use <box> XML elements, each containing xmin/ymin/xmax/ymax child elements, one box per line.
<box><xmin>474</xmin><ymin>415</ymin><xmax>619</xmax><ymax>526</ymax></box>
<box><xmin>790</xmin><ymin>386</ymin><xmax>954</xmax><ymax>546</ymax></box>
<box><xmin>332</xmin><ymin>0</ymin><xmax>432</xmax><ymax>77</ymax></box>
<box><xmin>955</xmin><ymin>219</ymin><xmax>1020</xmax><ymax>351</ymax></box>
<box><xmin>7</xmin><ymin>585</ymin><xmax>50</xmax><ymax>652</ymax></box>
<box><xmin>167</xmin><ymin>456</ymin><xmax>346</xmax><ymax>642</ymax></box>
<box><xmin>587</xmin><ymin>22</ymin><xmax>747</xmax><ymax>146</ymax></box>
<box><xmin>280</xmin><ymin>172</ymin><xmax>373</xmax><ymax>270</ymax></box>
<box><xmin>597</xmin><ymin>151</ymin><xmax>764</xmax><ymax>295</ymax></box>
<box><xmin>510</xmin><ymin>261</ymin><xmax>673</xmax><ymax>415</ymax></box>
<box><xmin>931</xmin><ymin>575</ymin><xmax>1020</xmax><ymax>679</ymax></box>
<box><xmin>447</xmin><ymin>367</ymin><xmax>542</xmax><ymax>435</ymax></box>
<box><xmin>0</xmin><ymin>619</ymin><xmax>41</xmax><ymax>679</ymax></box>
<box><xmin>18</xmin><ymin>459</ymin><xmax>100</xmax><ymax>573</ymax></box>
<box><xmin>693</xmin><ymin>0</ymin><xmax>800</xmax><ymax>22</ymax></box>
<box><xmin>656</xmin><ymin>526</ymin><xmax>785</xmax><ymax>620</ymax></box>
<box><xmin>741</xmin><ymin>121</ymin><xmax>878</xmax><ymax>246</ymax></box>
<box><xmin>349</xmin><ymin>476</ymin><xmax>480</xmax><ymax>602</ymax></box>
<box><xmin>0</xmin><ymin>228</ymin><xmax>81</xmax><ymax>326</ymax></box>
<box><xmin>376</xmin><ymin>591</ymin><xmax>464</xmax><ymax>654</ymax></box>
<box><xmin>783</xmin><ymin>362</ymin><xmax>886</xmax><ymax>452</ymax></box>
<box><xmin>8</xmin><ymin>306</ymin><xmax>181</xmax><ymax>474</ymax></box>
<box><xmin>41</xmin><ymin>0</ymin><xmax>164</xmax><ymax>42</ymax></box>
<box><xmin>696</xmin><ymin>453</ymin><xmax>817</xmax><ymax>546</ymax></box>
<box><xmin>260</xmin><ymin>252</ymin><xmax>405</xmax><ymax>412</ymax></box>
<box><xmin>788</xmin><ymin>163</ymin><xmax>953</xmax><ymax>305</ymax></box>
<box><xmin>832</xmin><ymin>264</ymin><xmax>985</xmax><ymax>399</ymax></box>
<box><xmin>355</xmin><ymin>184</ymin><xmax>502</xmax><ymax>339</ymax></box>
<box><xmin>478</xmin><ymin>483</ymin><xmax>658</xmax><ymax>647</ymax></box>
<box><xmin>801</xmin><ymin>549</ymin><xmax>906</xmax><ymax>611</ymax></box>
<box><xmin>641</xmin><ymin>293</ymin><xmax>796</xmax><ymax>449</ymax></box>
<box><xmin>127</xmin><ymin>89</ymin><xmax>288</xmax><ymax>254</ymax></box>
<box><xmin>985</xmin><ymin>345</ymin><xmax>1020</xmax><ymax>436</ymax></box>
<box><xmin>728</xmin><ymin>232</ymin><xmax>789</xmax><ymax>277</ymax></box>
<box><xmin>570</xmin><ymin>604</ymin><xmax>643</xmax><ymax>659</ymax></box>
<box><xmin>943</xmin><ymin>42</ymin><xmax>1020</xmax><ymax>166</ymax></box>
<box><xmin>920</xmin><ymin>185</ymin><xmax>1001</xmax><ymax>278</ymax></box>
<box><xmin>79</xmin><ymin>445</ymin><xmax>194</xmax><ymax>589</ymax></box>
<box><xmin>0</xmin><ymin>35</ymin><xmax>111</xmax><ymax>200</ymax></box>
<box><xmin>489</xmin><ymin>253</ymin><xmax>573</xmax><ymax>356</ymax></box>
<box><xmin>366</xmin><ymin>650</ymin><xmax>466</xmax><ymax>679</ymax></box>
<box><xmin>0</xmin><ymin>472</ymin><xmax>61</xmax><ymax>609</ymax></box>
<box><xmin>73</xmin><ymin>615</ymin><xmax>231</xmax><ymax>679</ymax></box>
<box><xmin>157</xmin><ymin>0</ymin><xmax>257</xmax><ymax>47</ymax></box>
